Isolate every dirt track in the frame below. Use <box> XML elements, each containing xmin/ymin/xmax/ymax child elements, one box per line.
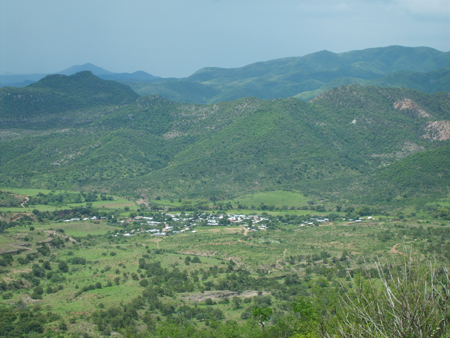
<box><xmin>391</xmin><ymin>243</ymin><xmax>402</xmax><ymax>254</ymax></box>
<box><xmin>391</xmin><ymin>243</ymin><xmax>413</xmax><ymax>262</ymax></box>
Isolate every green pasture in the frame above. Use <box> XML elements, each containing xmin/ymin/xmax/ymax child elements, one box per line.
<box><xmin>90</xmin><ymin>197</ymin><xmax>136</xmax><ymax>209</ymax></box>
<box><xmin>54</xmin><ymin>222</ymin><xmax>121</xmax><ymax>237</ymax></box>
<box><xmin>0</xmin><ymin>214</ymin><xmax>439</xmax><ymax>329</ymax></box>
<box><xmin>228</xmin><ymin>191</ymin><xmax>309</xmax><ymax>208</ymax></box>
<box><xmin>2</xmin><ymin>188</ymin><xmax>78</xmax><ymax>196</ymax></box>
<box><xmin>151</xmin><ymin>198</ymin><xmax>185</xmax><ymax>207</ymax></box>
<box><xmin>0</xmin><ymin>188</ymin><xmax>136</xmax><ymax>212</ymax></box>
<box><xmin>1</xmin><ymin>206</ymin><xmax>62</xmax><ymax>213</ymax></box>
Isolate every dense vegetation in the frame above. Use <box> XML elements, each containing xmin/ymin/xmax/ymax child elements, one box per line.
<box><xmin>128</xmin><ymin>46</ymin><xmax>450</xmax><ymax>103</ymax></box>
<box><xmin>1</xmin><ymin>72</ymin><xmax>449</xmax><ymax>204</ymax></box>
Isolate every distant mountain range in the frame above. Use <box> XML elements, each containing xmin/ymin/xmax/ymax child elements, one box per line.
<box><xmin>1</xmin><ymin>71</ymin><xmax>449</xmax><ymax>203</ymax></box>
<box><xmin>131</xmin><ymin>46</ymin><xmax>450</xmax><ymax>103</ymax></box>
<box><xmin>2</xmin><ymin>46</ymin><xmax>449</xmax><ymax>103</ymax></box>
<box><xmin>0</xmin><ymin>63</ymin><xmax>161</xmax><ymax>87</ymax></box>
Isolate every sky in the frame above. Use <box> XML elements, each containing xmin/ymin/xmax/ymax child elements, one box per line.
<box><xmin>1</xmin><ymin>0</ymin><xmax>449</xmax><ymax>78</ymax></box>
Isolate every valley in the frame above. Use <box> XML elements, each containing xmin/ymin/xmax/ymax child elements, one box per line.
<box><xmin>1</xmin><ymin>187</ymin><xmax>449</xmax><ymax>337</ymax></box>
<box><xmin>1</xmin><ymin>45</ymin><xmax>450</xmax><ymax>337</ymax></box>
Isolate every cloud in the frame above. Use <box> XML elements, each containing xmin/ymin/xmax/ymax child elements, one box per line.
<box><xmin>382</xmin><ymin>0</ymin><xmax>450</xmax><ymax>18</ymax></box>
<box><xmin>293</xmin><ymin>0</ymin><xmax>449</xmax><ymax>19</ymax></box>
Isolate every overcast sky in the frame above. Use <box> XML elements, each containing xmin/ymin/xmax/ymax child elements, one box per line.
<box><xmin>1</xmin><ymin>0</ymin><xmax>449</xmax><ymax>78</ymax></box>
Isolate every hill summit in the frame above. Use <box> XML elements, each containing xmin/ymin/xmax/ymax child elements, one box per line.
<box><xmin>0</xmin><ymin>71</ymin><xmax>140</xmax><ymax>120</ymax></box>
<box><xmin>59</xmin><ymin>63</ymin><xmax>113</xmax><ymax>76</ymax></box>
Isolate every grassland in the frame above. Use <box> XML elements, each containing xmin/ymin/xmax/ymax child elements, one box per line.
<box><xmin>1</xmin><ymin>187</ymin><xmax>449</xmax><ymax>337</ymax></box>
<box><xmin>226</xmin><ymin>191</ymin><xmax>309</xmax><ymax>208</ymax></box>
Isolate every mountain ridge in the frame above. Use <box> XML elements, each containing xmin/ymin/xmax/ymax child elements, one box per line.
<box><xmin>1</xmin><ymin>72</ymin><xmax>449</xmax><ymax>203</ymax></box>
<box><xmin>132</xmin><ymin>46</ymin><xmax>450</xmax><ymax>103</ymax></box>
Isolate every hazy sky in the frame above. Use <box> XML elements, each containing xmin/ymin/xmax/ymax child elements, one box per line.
<box><xmin>1</xmin><ymin>0</ymin><xmax>449</xmax><ymax>78</ymax></box>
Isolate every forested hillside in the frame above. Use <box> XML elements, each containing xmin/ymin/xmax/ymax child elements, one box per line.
<box><xmin>0</xmin><ymin>72</ymin><xmax>139</xmax><ymax>121</ymax></box>
<box><xmin>1</xmin><ymin>73</ymin><xmax>449</xmax><ymax>203</ymax></box>
<box><xmin>130</xmin><ymin>46</ymin><xmax>450</xmax><ymax>103</ymax></box>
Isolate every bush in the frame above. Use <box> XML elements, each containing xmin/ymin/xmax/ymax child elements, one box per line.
<box><xmin>338</xmin><ymin>251</ymin><xmax>450</xmax><ymax>337</ymax></box>
<box><xmin>34</xmin><ymin>286</ymin><xmax>44</xmax><ymax>295</ymax></box>
<box><xmin>30</xmin><ymin>293</ymin><xmax>42</xmax><ymax>300</ymax></box>
<box><xmin>2</xmin><ymin>292</ymin><xmax>13</xmax><ymax>299</ymax></box>
<box><xmin>139</xmin><ymin>279</ymin><xmax>149</xmax><ymax>287</ymax></box>
<box><xmin>71</xmin><ymin>257</ymin><xmax>86</xmax><ymax>265</ymax></box>
<box><xmin>58</xmin><ymin>261</ymin><xmax>69</xmax><ymax>272</ymax></box>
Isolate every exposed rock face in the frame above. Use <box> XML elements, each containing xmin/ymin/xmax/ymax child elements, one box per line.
<box><xmin>393</xmin><ymin>98</ymin><xmax>432</xmax><ymax>118</ymax></box>
<box><xmin>423</xmin><ymin>121</ymin><xmax>450</xmax><ymax>141</ymax></box>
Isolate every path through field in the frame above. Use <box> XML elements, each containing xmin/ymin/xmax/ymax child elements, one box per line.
<box><xmin>241</xmin><ymin>226</ymin><xmax>249</xmax><ymax>237</ymax></box>
<box><xmin>20</xmin><ymin>196</ymin><xmax>29</xmax><ymax>208</ymax></box>
<box><xmin>391</xmin><ymin>242</ymin><xmax>414</xmax><ymax>262</ymax></box>
<box><xmin>156</xmin><ymin>238</ymin><xmax>162</xmax><ymax>249</ymax></box>
<box><xmin>274</xmin><ymin>249</ymin><xmax>288</xmax><ymax>270</ymax></box>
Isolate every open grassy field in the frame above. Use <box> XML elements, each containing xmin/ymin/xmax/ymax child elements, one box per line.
<box><xmin>52</xmin><ymin>222</ymin><xmax>122</xmax><ymax>237</ymax></box>
<box><xmin>227</xmin><ymin>191</ymin><xmax>309</xmax><ymax>208</ymax></box>
<box><xmin>2</xmin><ymin>188</ymin><xmax>79</xmax><ymax>196</ymax></box>
<box><xmin>1</xmin><ymin>187</ymin><xmax>449</xmax><ymax>336</ymax></box>
<box><xmin>150</xmin><ymin>191</ymin><xmax>309</xmax><ymax>210</ymax></box>
<box><xmin>1</xmin><ymin>207</ymin><xmax>449</xmax><ymax>337</ymax></box>
<box><xmin>90</xmin><ymin>198</ymin><xmax>136</xmax><ymax>209</ymax></box>
<box><xmin>0</xmin><ymin>188</ymin><xmax>136</xmax><ymax>213</ymax></box>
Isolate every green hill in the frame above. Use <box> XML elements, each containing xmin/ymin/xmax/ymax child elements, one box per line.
<box><xmin>1</xmin><ymin>71</ymin><xmax>449</xmax><ymax>203</ymax></box>
<box><xmin>130</xmin><ymin>46</ymin><xmax>450</xmax><ymax>104</ymax></box>
<box><xmin>295</xmin><ymin>68</ymin><xmax>450</xmax><ymax>101</ymax></box>
<box><xmin>0</xmin><ymin>71</ymin><xmax>139</xmax><ymax>123</ymax></box>
<box><xmin>358</xmin><ymin>143</ymin><xmax>450</xmax><ymax>203</ymax></box>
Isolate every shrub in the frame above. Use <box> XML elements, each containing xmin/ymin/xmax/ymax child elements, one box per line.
<box><xmin>2</xmin><ymin>292</ymin><xmax>13</xmax><ymax>299</ymax></box>
<box><xmin>71</xmin><ymin>257</ymin><xmax>86</xmax><ymax>265</ymax></box>
<box><xmin>139</xmin><ymin>279</ymin><xmax>149</xmax><ymax>287</ymax></box>
<box><xmin>338</xmin><ymin>251</ymin><xmax>450</xmax><ymax>337</ymax></box>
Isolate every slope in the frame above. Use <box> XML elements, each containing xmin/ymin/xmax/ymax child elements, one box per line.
<box><xmin>295</xmin><ymin>68</ymin><xmax>450</xmax><ymax>101</ymax></box>
<box><xmin>359</xmin><ymin>143</ymin><xmax>450</xmax><ymax>203</ymax></box>
<box><xmin>2</xmin><ymin>72</ymin><xmax>449</xmax><ymax>203</ymax></box>
<box><xmin>0</xmin><ymin>71</ymin><xmax>140</xmax><ymax>124</ymax></box>
<box><xmin>132</xmin><ymin>46</ymin><xmax>450</xmax><ymax>104</ymax></box>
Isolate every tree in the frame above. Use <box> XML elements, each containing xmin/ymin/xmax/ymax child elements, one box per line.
<box><xmin>269</xmin><ymin>298</ymin><xmax>321</xmax><ymax>337</ymax></box>
<box><xmin>58</xmin><ymin>260</ymin><xmax>69</xmax><ymax>272</ymax></box>
<box><xmin>232</xmin><ymin>296</ymin><xmax>242</xmax><ymax>309</ymax></box>
<box><xmin>338</xmin><ymin>252</ymin><xmax>450</xmax><ymax>337</ymax></box>
<box><xmin>252</xmin><ymin>307</ymin><xmax>273</xmax><ymax>329</ymax></box>
<box><xmin>42</xmin><ymin>261</ymin><xmax>51</xmax><ymax>270</ymax></box>
<box><xmin>139</xmin><ymin>279</ymin><xmax>149</xmax><ymax>287</ymax></box>
<box><xmin>34</xmin><ymin>286</ymin><xmax>44</xmax><ymax>295</ymax></box>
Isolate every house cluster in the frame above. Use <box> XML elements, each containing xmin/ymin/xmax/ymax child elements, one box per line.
<box><xmin>115</xmin><ymin>212</ymin><xmax>271</xmax><ymax>237</ymax></box>
<box><xmin>63</xmin><ymin>216</ymin><xmax>109</xmax><ymax>222</ymax></box>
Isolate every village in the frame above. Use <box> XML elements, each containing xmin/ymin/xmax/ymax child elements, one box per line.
<box><xmin>59</xmin><ymin>211</ymin><xmax>373</xmax><ymax>239</ymax></box>
<box><xmin>108</xmin><ymin>213</ymin><xmax>335</xmax><ymax>237</ymax></box>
